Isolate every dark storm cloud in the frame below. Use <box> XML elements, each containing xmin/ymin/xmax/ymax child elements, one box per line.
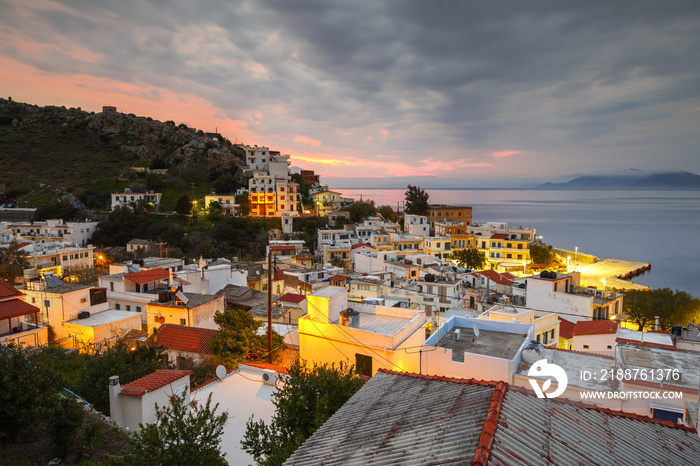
<box><xmin>2</xmin><ymin>0</ymin><xmax>699</xmax><ymax>177</ymax></box>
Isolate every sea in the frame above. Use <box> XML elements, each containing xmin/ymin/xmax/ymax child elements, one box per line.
<box><xmin>338</xmin><ymin>189</ymin><xmax>700</xmax><ymax>298</ymax></box>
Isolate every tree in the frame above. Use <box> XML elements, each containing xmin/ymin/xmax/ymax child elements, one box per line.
<box><xmin>236</xmin><ymin>193</ymin><xmax>251</xmax><ymax>216</ymax></box>
<box><xmin>209</xmin><ymin>309</ymin><xmax>284</xmax><ymax>369</ymax></box>
<box><xmin>329</xmin><ymin>255</ymin><xmax>344</xmax><ymax>267</ymax></box>
<box><xmin>348</xmin><ymin>199</ymin><xmax>376</xmax><ymax>223</ymax></box>
<box><xmin>241</xmin><ymin>361</ymin><xmax>364</xmax><ymax>466</ymax></box>
<box><xmin>33</xmin><ymin>201</ymin><xmax>78</xmax><ymax>221</ymax></box>
<box><xmin>118</xmin><ymin>393</ymin><xmax>228</xmax><ymax>466</ymax></box>
<box><xmin>377</xmin><ymin>205</ymin><xmax>397</xmax><ymax>222</ymax></box>
<box><xmin>404</xmin><ymin>185</ymin><xmax>429</xmax><ymax>215</ymax></box>
<box><xmin>175</xmin><ymin>195</ymin><xmax>193</xmax><ymax>216</ymax></box>
<box><xmin>0</xmin><ymin>344</ymin><xmax>63</xmax><ymax>441</ymax></box>
<box><xmin>529</xmin><ymin>243</ymin><xmax>553</xmax><ymax>264</ymax></box>
<box><xmin>0</xmin><ymin>240</ymin><xmax>30</xmax><ymax>285</ymax></box>
<box><xmin>449</xmin><ymin>247</ymin><xmax>487</xmax><ymax>270</ymax></box>
<box><xmin>624</xmin><ymin>288</ymin><xmax>700</xmax><ymax>331</ymax></box>
<box><xmin>206</xmin><ymin>201</ymin><xmax>223</xmax><ymax>222</ymax></box>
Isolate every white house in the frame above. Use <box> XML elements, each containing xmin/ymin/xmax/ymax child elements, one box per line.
<box><xmin>110</xmin><ymin>189</ymin><xmax>162</xmax><ymax>211</ymax></box>
<box><xmin>404</xmin><ymin>214</ymin><xmax>429</xmax><ymax>237</ymax></box>
<box><xmin>109</xmin><ymin>370</ymin><xmax>192</xmax><ymax>431</ymax></box>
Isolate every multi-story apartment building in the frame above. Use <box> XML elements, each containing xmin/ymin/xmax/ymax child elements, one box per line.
<box><xmin>468</xmin><ymin>222</ymin><xmax>535</xmax><ymax>269</ymax></box>
<box><xmin>25</xmin><ymin>242</ymin><xmax>95</xmax><ymax>277</ymax></box>
<box><xmin>525</xmin><ymin>271</ymin><xmax>624</xmax><ymax>323</ymax></box>
<box><xmin>204</xmin><ymin>193</ymin><xmax>237</xmax><ymax>215</ymax></box>
<box><xmin>423</xmin><ymin>236</ymin><xmax>451</xmax><ymax>260</ymax></box>
<box><xmin>1</xmin><ymin>219</ymin><xmax>98</xmax><ymax>247</ymax></box>
<box><xmin>110</xmin><ymin>189</ymin><xmax>162</xmax><ymax>211</ymax></box>
<box><xmin>404</xmin><ymin>215</ymin><xmax>429</xmax><ymax>237</ymax></box>
<box><xmin>426</xmin><ymin>205</ymin><xmax>473</xmax><ymax>229</ymax></box>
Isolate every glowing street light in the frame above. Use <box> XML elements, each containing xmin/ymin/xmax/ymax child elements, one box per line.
<box><xmin>602</xmin><ymin>278</ymin><xmax>606</xmax><ymax>291</ymax></box>
<box><xmin>567</xmin><ymin>256</ymin><xmax>571</xmax><ymax>271</ymax></box>
<box><xmin>575</xmin><ymin>246</ymin><xmax>578</xmax><ymax>261</ymax></box>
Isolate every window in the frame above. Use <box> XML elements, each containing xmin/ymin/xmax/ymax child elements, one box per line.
<box><xmin>63</xmin><ymin>255</ymin><xmax>68</xmax><ymax>261</ymax></box>
<box><xmin>154</xmin><ymin>316</ymin><xmax>159</xmax><ymax>322</ymax></box>
<box><xmin>180</xmin><ymin>318</ymin><xmax>187</xmax><ymax>325</ymax></box>
<box><xmin>126</xmin><ymin>305</ymin><xmax>131</xmax><ymax>312</ymax></box>
<box><xmin>115</xmin><ymin>304</ymin><xmax>121</xmax><ymax>310</ymax></box>
<box><xmin>583</xmin><ymin>345</ymin><xmax>589</xmax><ymax>349</ymax></box>
<box><xmin>110</xmin><ymin>282</ymin><xmax>114</xmax><ymax>292</ymax></box>
<box><xmin>356</xmin><ymin>353</ymin><xmax>372</xmax><ymax>377</ymax></box>
<box><xmin>607</xmin><ymin>345</ymin><xmax>613</xmax><ymax>350</ymax></box>
<box><xmin>550</xmin><ymin>330</ymin><xmax>555</xmax><ymax>339</ymax></box>
<box><xmin>536</xmin><ymin>334</ymin><xmax>541</xmax><ymax>342</ymax></box>
<box><xmin>543</xmin><ymin>333</ymin><xmax>548</xmax><ymax>344</ymax></box>
<box><xmin>32</xmin><ymin>297</ymin><xmax>36</xmax><ymax>303</ymax></box>
<box><xmin>136</xmin><ymin>306</ymin><xmax>141</xmax><ymax>313</ymax></box>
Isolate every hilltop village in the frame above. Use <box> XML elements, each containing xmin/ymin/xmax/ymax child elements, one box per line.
<box><xmin>2</xmin><ymin>119</ymin><xmax>700</xmax><ymax>463</ymax></box>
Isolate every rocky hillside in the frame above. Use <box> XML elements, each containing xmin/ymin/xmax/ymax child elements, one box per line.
<box><xmin>0</xmin><ymin>98</ymin><xmax>247</xmax><ymax>208</ymax></box>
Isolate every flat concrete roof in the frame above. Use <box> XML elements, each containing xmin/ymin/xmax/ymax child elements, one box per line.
<box><xmin>437</xmin><ymin>326</ymin><xmax>528</xmax><ymax>361</ymax></box>
<box><xmin>65</xmin><ymin>310</ymin><xmax>138</xmax><ymax>328</ymax></box>
<box><xmin>311</xmin><ymin>286</ymin><xmax>345</xmax><ymax>298</ymax></box>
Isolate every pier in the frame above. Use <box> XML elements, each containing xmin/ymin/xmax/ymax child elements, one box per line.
<box><xmin>572</xmin><ymin>258</ymin><xmax>652</xmax><ymax>291</ymax></box>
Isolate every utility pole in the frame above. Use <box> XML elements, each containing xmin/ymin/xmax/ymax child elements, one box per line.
<box><xmin>267</xmin><ymin>251</ymin><xmax>273</xmax><ymax>363</ymax></box>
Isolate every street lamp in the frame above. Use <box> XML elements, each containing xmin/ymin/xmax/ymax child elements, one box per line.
<box><xmin>567</xmin><ymin>256</ymin><xmax>570</xmax><ymax>271</ymax></box>
<box><xmin>575</xmin><ymin>246</ymin><xmax>578</xmax><ymax>261</ymax></box>
<box><xmin>602</xmin><ymin>278</ymin><xmax>606</xmax><ymax>291</ymax></box>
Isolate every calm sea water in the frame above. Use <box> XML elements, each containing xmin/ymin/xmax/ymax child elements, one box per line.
<box><xmin>339</xmin><ymin>189</ymin><xmax>700</xmax><ymax>298</ymax></box>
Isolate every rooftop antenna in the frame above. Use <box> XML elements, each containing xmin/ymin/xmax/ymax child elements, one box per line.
<box><xmin>473</xmin><ymin>324</ymin><xmax>480</xmax><ymax>343</ymax></box>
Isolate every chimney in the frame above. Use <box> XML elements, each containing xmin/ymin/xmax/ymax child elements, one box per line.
<box><xmin>109</xmin><ymin>376</ymin><xmax>121</xmax><ymax>424</ymax></box>
<box><xmin>655</xmin><ymin>315</ymin><xmax>660</xmax><ymax>331</ymax></box>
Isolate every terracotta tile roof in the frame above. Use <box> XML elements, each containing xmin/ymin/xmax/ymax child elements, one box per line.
<box><xmin>120</xmin><ymin>369</ymin><xmax>193</xmax><ymax>397</ymax></box>
<box><xmin>123</xmin><ymin>268</ymin><xmax>169</xmax><ymax>285</ymax></box>
<box><xmin>0</xmin><ymin>298</ymin><xmax>40</xmax><ymax>320</ymax></box>
<box><xmin>150</xmin><ymin>324</ymin><xmax>217</xmax><ymax>355</ymax></box>
<box><xmin>16</xmin><ymin>242</ymin><xmax>32</xmax><ymax>250</ymax></box>
<box><xmin>490</xmin><ymin>233</ymin><xmax>509</xmax><ymax>240</ymax></box>
<box><xmin>0</xmin><ymin>279</ymin><xmax>24</xmax><ymax>299</ymax></box>
<box><xmin>328</xmin><ymin>275</ymin><xmax>348</xmax><ymax>282</ymax></box>
<box><xmin>274</xmin><ymin>269</ymin><xmax>286</xmax><ymax>281</ymax></box>
<box><xmin>558</xmin><ymin>317</ymin><xmax>576</xmax><ymax>339</ymax></box>
<box><xmin>476</xmin><ymin>270</ymin><xmax>515</xmax><ymax>285</ymax></box>
<box><xmin>573</xmin><ymin>319</ymin><xmax>619</xmax><ymax>336</ymax></box>
<box><xmin>270</xmin><ymin>245</ymin><xmax>296</xmax><ymax>251</ymax></box>
<box><xmin>351</xmin><ymin>242</ymin><xmax>375</xmax><ymax>250</ymax></box>
<box><xmin>240</xmin><ymin>361</ymin><xmax>288</xmax><ymax>374</ymax></box>
<box><xmin>278</xmin><ymin>293</ymin><xmax>305</xmax><ymax>304</ymax></box>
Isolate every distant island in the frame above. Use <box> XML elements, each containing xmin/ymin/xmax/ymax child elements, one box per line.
<box><xmin>536</xmin><ymin>171</ymin><xmax>700</xmax><ymax>189</ymax></box>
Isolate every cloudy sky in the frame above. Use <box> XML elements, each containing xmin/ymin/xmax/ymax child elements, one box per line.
<box><xmin>2</xmin><ymin>1</ymin><xmax>699</xmax><ymax>186</ymax></box>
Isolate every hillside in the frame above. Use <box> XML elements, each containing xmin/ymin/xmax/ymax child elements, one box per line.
<box><xmin>0</xmin><ymin>98</ymin><xmax>247</xmax><ymax>209</ymax></box>
<box><xmin>536</xmin><ymin>171</ymin><xmax>700</xmax><ymax>189</ymax></box>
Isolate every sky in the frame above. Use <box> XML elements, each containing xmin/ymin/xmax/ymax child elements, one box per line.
<box><xmin>1</xmin><ymin>0</ymin><xmax>699</xmax><ymax>187</ymax></box>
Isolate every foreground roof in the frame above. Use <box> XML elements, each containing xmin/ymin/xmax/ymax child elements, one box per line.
<box><xmin>0</xmin><ymin>298</ymin><xmax>39</xmax><ymax>320</ymax></box>
<box><xmin>572</xmin><ymin>319</ymin><xmax>618</xmax><ymax>336</ymax></box>
<box><xmin>285</xmin><ymin>370</ymin><xmax>700</xmax><ymax>465</ymax></box>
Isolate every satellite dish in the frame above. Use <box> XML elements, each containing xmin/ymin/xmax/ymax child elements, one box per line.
<box><xmin>473</xmin><ymin>324</ymin><xmax>480</xmax><ymax>338</ymax></box>
<box><xmin>215</xmin><ymin>365</ymin><xmax>226</xmax><ymax>379</ymax></box>
<box><xmin>157</xmin><ymin>316</ymin><xmax>165</xmax><ymax>324</ymax></box>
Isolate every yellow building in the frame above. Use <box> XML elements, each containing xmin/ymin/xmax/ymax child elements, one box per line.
<box><xmin>298</xmin><ymin>287</ymin><xmax>426</xmax><ymax>376</ymax></box>
<box><xmin>311</xmin><ymin>190</ymin><xmax>343</xmax><ymax>216</ymax></box>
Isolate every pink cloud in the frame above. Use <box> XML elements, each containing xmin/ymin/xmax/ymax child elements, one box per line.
<box><xmin>418</xmin><ymin>156</ymin><xmax>492</xmax><ymax>171</ymax></box>
<box><xmin>380</xmin><ymin>128</ymin><xmax>389</xmax><ymax>137</ymax></box>
<box><xmin>487</xmin><ymin>150</ymin><xmax>525</xmax><ymax>158</ymax></box>
<box><xmin>336</xmin><ymin>128</ymin><xmax>357</xmax><ymax>136</ymax></box>
<box><xmin>291</xmin><ymin>152</ymin><xmax>431</xmax><ymax>177</ymax></box>
<box><xmin>294</xmin><ymin>135</ymin><xmax>322</xmax><ymax>146</ymax></box>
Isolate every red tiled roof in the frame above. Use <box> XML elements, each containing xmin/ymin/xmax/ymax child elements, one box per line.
<box><xmin>173</xmin><ymin>276</ymin><xmax>192</xmax><ymax>286</ymax></box>
<box><xmin>558</xmin><ymin>317</ymin><xmax>576</xmax><ymax>339</ymax></box>
<box><xmin>0</xmin><ymin>299</ymin><xmax>40</xmax><ymax>320</ymax></box>
<box><xmin>151</xmin><ymin>324</ymin><xmax>217</xmax><ymax>355</ymax></box>
<box><xmin>120</xmin><ymin>369</ymin><xmax>193</xmax><ymax>397</ymax></box>
<box><xmin>278</xmin><ymin>293</ymin><xmax>305</xmax><ymax>304</ymax></box>
<box><xmin>0</xmin><ymin>279</ymin><xmax>24</xmax><ymax>299</ymax></box>
<box><xmin>16</xmin><ymin>242</ymin><xmax>32</xmax><ymax>250</ymax></box>
<box><xmin>490</xmin><ymin>233</ymin><xmax>509</xmax><ymax>240</ymax></box>
<box><xmin>240</xmin><ymin>361</ymin><xmax>288</xmax><ymax>374</ymax></box>
<box><xmin>275</xmin><ymin>269</ymin><xmax>286</xmax><ymax>281</ymax></box>
<box><xmin>270</xmin><ymin>245</ymin><xmax>296</xmax><ymax>251</ymax></box>
<box><xmin>476</xmin><ymin>270</ymin><xmax>515</xmax><ymax>286</ymax></box>
<box><xmin>351</xmin><ymin>242</ymin><xmax>375</xmax><ymax>250</ymax></box>
<box><xmin>573</xmin><ymin>320</ymin><xmax>619</xmax><ymax>336</ymax></box>
<box><xmin>328</xmin><ymin>275</ymin><xmax>347</xmax><ymax>282</ymax></box>
<box><xmin>123</xmin><ymin>268</ymin><xmax>169</xmax><ymax>285</ymax></box>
